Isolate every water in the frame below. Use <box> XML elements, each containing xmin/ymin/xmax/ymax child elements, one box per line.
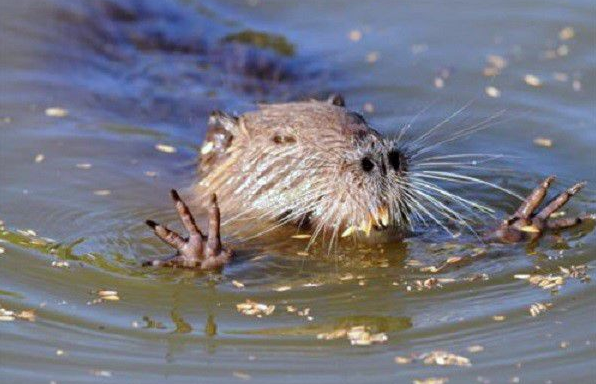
<box><xmin>1</xmin><ymin>1</ymin><xmax>595</xmax><ymax>383</ymax></box>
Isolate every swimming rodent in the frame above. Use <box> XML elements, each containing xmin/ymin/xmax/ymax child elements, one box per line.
<box><xmin>144</xmin><ymin>95</ymin><xmax>592</xmax><ymax>269</ymax></box>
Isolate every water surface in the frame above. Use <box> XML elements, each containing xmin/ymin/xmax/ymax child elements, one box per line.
<box><xmin>1</xmin><ymin>1</ymin><xmax>595</xmax><ymax>383</ymax></box>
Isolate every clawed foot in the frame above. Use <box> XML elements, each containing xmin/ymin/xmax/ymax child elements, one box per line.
<box><xmin>487</xmin><ymin>176</ymin><xmax>594</xmax><ymax>243</ymax></box>
<box><xmin>143</xmin><ymin>190</ymin><xmax>233</xmax><ymax>270</ymax></box>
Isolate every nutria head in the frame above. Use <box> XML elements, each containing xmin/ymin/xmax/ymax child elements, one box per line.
<box><xmin>197</xmin><ymin>95</ymin><xmax>416</xmax><ymax>245</ymax></box>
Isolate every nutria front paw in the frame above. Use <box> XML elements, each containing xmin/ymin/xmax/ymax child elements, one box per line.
<box><xmin>486</xmin><ymin>176</ymin><xmax>594</xmax><ymax>243</ymax></box>
<box><xmin>143</xmin><ymin>190</ymin><xmax>233</xmax><ymax>270</ymax></box>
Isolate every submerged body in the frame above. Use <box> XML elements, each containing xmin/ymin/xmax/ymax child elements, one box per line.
<box><xmin>144</xmin><ymin>96</ymin><xmax>592</xmax><ymax>269</ymax></box>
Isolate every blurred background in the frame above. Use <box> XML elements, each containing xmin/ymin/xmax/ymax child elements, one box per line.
<box><xmin>0</xmin><ymin>1</ymin><xmax>594</xmax><ymax>383</ymax></box>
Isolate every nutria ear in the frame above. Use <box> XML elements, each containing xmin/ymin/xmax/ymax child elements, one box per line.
<box><xmin>200</xmin><ymin>111</ymin><xmax>237</xmax><ymax>178</ymax></box>
<box><xmin>208</xmin><ymin>110</ymin><xmax>238</xmax><ymax>133</ymax></box>
<box><xmin>327</xmin><ymin>93</ymin><xmax>345</xmax><ymax>107</ymax></box>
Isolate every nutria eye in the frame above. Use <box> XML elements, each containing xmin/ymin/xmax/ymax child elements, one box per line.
<box><xmin>361</xmin><ymin>157</ymin><xmax>374</xmax><ymax>172</ymax></box>
<box><xmin>388</xmin><ymin>150</ymin><xmax>401</xmax><ymax>171</ymax></box>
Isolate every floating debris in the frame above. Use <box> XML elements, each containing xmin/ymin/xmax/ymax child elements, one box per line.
<box><xmin>414</xmin><ymin>378</ymin><xmax>449</xmax><ymax>384</ymax></box>
<box><xmin>155</xmin><ymin>144</ymin><xmax>177</xmax><ymax>154</ymax></box>
<box><xmin>483</xmin><ymin>54</ymin><xmax>507</xmax><ymax>77</ymax></box>
<box><xmin>485</xmin><ymin>86</ymin><xmax>501</xmax><ymax>98</ymax></box>
<box><xmin>533</xmin><ymin>137</ymin><xmax>553</xmax><ymax>148</ymax></box>
<box><xmin>232</xmin><ymin>371</ymin><xmax>251</xmax><ymax>380</ymax></box>
<box><xmin>558</xmin><ymin>26</ymin><xmax>575</xmax><ymax>41</ymax></box>
<box><xmin>297</xmin><ymin>307</ymin><xmax>311</xmax><ymax>318</ymax></box>
<box><xmin>236</xmin><ymin>300</ymin><xmax>275</xmax><ymax>317</ymax></box>
<box><xmin>317</xmin><ymin>328</ymin><xmax>348</xmax><ymax>340</ymax></box>
<box><xmin>529</xmin><ymin>302</ymin><xmax>552</xmax><ymax>317</ymax></box>
<box><xmin>524</xmin><ymin>74</ymin><xmax>542</xmax><ymax>87</ymax></box>
<box><xmin>17</xmin><ymin>229</ymin><xmax>37</xmax><ymax>237</ymax></box>
<box><xmin>419</xmin><ymin>350</ymin><xmax>471</xmax><ymax>367</ymax></box>
<box><xmin>434</xmin><ymin>77</ymin><xmax>445</xmax><ymax>89</ymax></box>
<box><xmin>366</xmin><ymin>51</ymin><xmax>380</xmax><ymax>64</ymax></box>
<box><xmin>414</xmin><ymin>277</ymin><xmax>440</xmax><ymax>290</ymax></box>
<box><xmin>0</xmin><ymin>246</ymin><xmax>4</xmax><ymax>255</ymax></box>
<box><xmin>363</xmin><ymin>102</ymin><xmax>375</xmax><ymax>113</ymax></box>
<box><xmin>395</xmin><ymin>356</ymin><xmax>414</xmax><ymax>364</ymax></box>
<box><xmin>348</xmin><ymin>326</ymin><xmax>388</xmax><ymax>346</ymax></box>
<box><xmin>572</xmin><ymin>79</ymin><xmax>582</xmax><ymax>91</ymax></box>
<box><xmin>51</xmin><ymin>260</ymin><xmax>70</xmax><ymax>268</ymax></box>
<box><xmin>559</xmin><ymin>265</ymin><xmax>590</xmax><ymax>282</ymax></box>
<box><xmin>0</xmin><ymin>307</ymin><xmax>36</xmax><ymax>322</ymax></box>
<box><xmin>493</xmin><ymin>315</ymin><xmax>506</xmax><ymax>321</ymax></box>
<box><xmin>0</xmin><ymin>307</ymin><xmax>15</xmax><ymax>321</ymax></box>
<box><xmin>45</xmin><ymin>107</ymin><xmax>69</xmax><ymax>117</ymax></box>
<box><xmin>487</xmin><ymin>54</ymin><xmax>508</xmax><ymax>70</ymax></box>
<box><xmin>76</xmin><ymin>163</ymin><xmax>92</xmax><ymax>169</ymax></box>
<box><xmin>274</xmin><ymin>286</ymin><xmax>291</xmax><ymax>292</ymax></box>
<box><xmin>467</xmin><ymin>345</ymin><xmax>484</xmax><ymax>353</ymax></box>
<box><xmin>34</xmin><ymin>154</ymin><xmax>45</xmax><ymax>163</ymax></box>
<box><xmin>88</xmin><ymin>290</ymin><xmax>120</xmax><ymax>305</ymax></box>
<box><xmin>93</xmin><ymin>189</ymin><xmax>111</xmax><ymax>196</ymax></box>
<box><xmin>515</xmin><ymin>273</ymin><xmax>565</xmax><ymax>291</ymax></box>
<box><xmin>560</xmin><ymin>341</ymin><xmax>570</xmax><ymax>349</ymax></box>
<box><xmin>231</xmin><ymin>280</ymin><xmax>245</xmax><ymax>289</ymax></box>
<box><xmin>90</xmin><ymin>370</ymin><xmax>112</xmax><ymax>378</ymax></box>
<box><xmin>317</xmin><ymin>325</ymin><xmax>387</xmax><ymax>346</ymax></box>
<box><xmin>348</xmin><ymin>29</ymin><xmax>362</xmax><ymax>42</ymax></box>
<box><xmin>98</xmin><ymin>290</ymin><xmax>120</xmax><ymax>301</ymax></box>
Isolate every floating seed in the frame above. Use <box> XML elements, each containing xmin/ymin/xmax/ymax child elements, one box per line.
<box><xmin>236</xmin><ymin>300</ymin><xmax>275</xmax><ymax>317</ymax></box>
<box><xmin>533</xmin><ymin>137</ymin><xmax>553</xmax><ymax>148</ymax></box>
<box><xmin>485</xmin><ymin>86</ymin><xmax>501</xmax><ymax>98</ymax></box>
<box><xmin>558</xmin><ymin>27</ymin><xmax>575</xmax><ymax>41</ymax></box>
<box><xmin>155</xmin><ymin>144</ymin><xmax>177</xmax><ymax>154</ymax></box>
<box><xmin>348</xmin><ymin>29</ymin><xmax>362</xmax><ymax>42</ymax></box>
<box><xmin>420</xmin><ymin>350</ymin><xmax>471</xmax><ymax>367</ymax></box>
<box><xmin>524</xmin><ymin>74</ymin><xmax>542</xmax><ymax>87</ymax></box>
<box><xmin>413</xmin><ymin>378</ymin><xmax>449</xmax><ymax>384</ymax></box>
<box><xmin>45</xmin><ymin>107</ymin><xmax>69</xmax><ymax>117</ymax></box>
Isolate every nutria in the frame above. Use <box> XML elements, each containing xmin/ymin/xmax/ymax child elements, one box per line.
<box><xmin>144</xmin><ymin>95</ymin><xmax>592</xmax><ymax>269</ymax></box>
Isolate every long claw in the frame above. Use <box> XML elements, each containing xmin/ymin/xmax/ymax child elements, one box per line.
<box><xmin>146</xmin><ymin>220</ymin><xmax>186</xmax><ymax>250</ymax></box>
<box><xmin>171</xmin><ymin>189</ymin><xmax>202</xmax><ymax>237</ymax></box>
<box><xmin>513</xmin><ymin>176</ymin><xmax>555</xmax><ymax>219</ymax></box>
<box><xmin>536</xmin><ymin>181</ymin><xmax>586</xmax><ymax>220</ymax></box>
<box><xmin>206</xmin><ymin>193</ymin><xmax>222</xmax><ymax>258</ymax></box>
<box><xmin>546</xmin><ymin>213</ymin><xmax>595</xmax><ymax>230</ymax></box>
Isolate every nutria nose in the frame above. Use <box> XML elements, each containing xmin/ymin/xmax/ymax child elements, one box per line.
<box><xmin>388</xmin><ymin>150</ymin><xmax>401</xmax><ymax>171</ymax></box>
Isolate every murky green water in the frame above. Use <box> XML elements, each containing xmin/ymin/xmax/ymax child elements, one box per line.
<box><xmin>1</xmin><ymin>1</ymin><xmax>595</xmax><ymax>383</ymax></box>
